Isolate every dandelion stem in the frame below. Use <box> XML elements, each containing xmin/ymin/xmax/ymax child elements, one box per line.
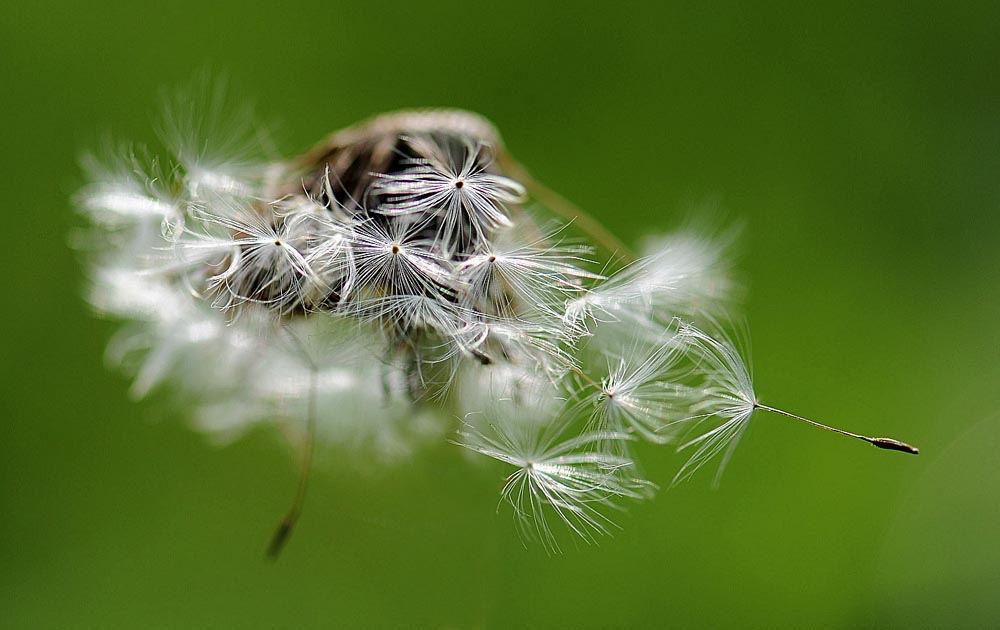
<box><xmin>498</xmin><ymin>154</ymin><xmax>636</xmax><ymax>261</ymax></box>
<box><xmin>754</xmin><ymin>404</ymin><xmax>918</xmax><ymax>455</ymax></box>
<box><xmin>267</xmin><ymin>331</ymin><xmax>319</xmax><ymax>560</ymax></box>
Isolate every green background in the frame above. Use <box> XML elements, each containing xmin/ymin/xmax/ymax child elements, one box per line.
<box><xmin>3</xmin><ymin>1</ymin><xmax>999</xmax><ymax>628</ymax></box>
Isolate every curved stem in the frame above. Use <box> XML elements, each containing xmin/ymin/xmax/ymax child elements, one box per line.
<box><xmin>267</xmin><ymin>330</ymin><xmax>320</xmax><ymax>560</ymax></box>
<box><xmin>498</xmin><ymin>152</ymin><xmax>636</xmax><ymax>262</ymax></box>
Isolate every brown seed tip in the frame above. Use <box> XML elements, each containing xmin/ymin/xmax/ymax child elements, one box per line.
<box><xmin>871</xmin><ymin>437</ymin><xmax>919</xmax><ymax>455</ymax></box>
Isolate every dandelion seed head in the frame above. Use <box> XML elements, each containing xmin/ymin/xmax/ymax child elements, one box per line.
<box><xmin>77</xmin><ymin>83</ymin><xmax>821</xmax><ymax>551</ymax></box>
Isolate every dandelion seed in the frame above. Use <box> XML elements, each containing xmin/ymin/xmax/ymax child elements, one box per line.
<box><xmin>671</xmin><ymin>324</ymin><xmax>917</xmax><ymax>487</ymax></box>
<box><xmin>370</xmin><ymin>136</ymin><xmax>526</xmax><ymax>255</ymax></box>
<box><xmin>77</xmin><ymin>167</ymin><xmax>178</xmax><ymax>226</ymax></box>
<box><xmin>585</xmin><ymin>333</ymin><xmax>690</xmax><ymax>444</ymax></box>
<box><xmin>455</xmin><ymin>404</ymin><xmax>651</xmax><ymax>554</ymax></box>
<box><xmin>454</xmin><ymin>222</ymin><xmax>599</xmax><ymax>319</ymax></box>
<box><xmin>346</xmin><ymin>216</ymin><xmax>452</xmax><ymax>301</ymax></box>
<box><xmin>564</xmin><ymin>232</ymin><xmax>733</xmax><ymax>340</ymax></box>
<box><xmin>181</xmin><ymin>203</ymin><xmax>330</xmax><ymax>314</ymax></box>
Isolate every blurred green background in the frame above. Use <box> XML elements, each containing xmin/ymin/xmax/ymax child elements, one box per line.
<box><xmin>3</xmin><ymin>1</ymin><xmax>999</xmax><ymax>628</ymax></box>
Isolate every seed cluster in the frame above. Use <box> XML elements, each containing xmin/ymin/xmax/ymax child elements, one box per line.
<box><xmin>77</xmin><ymin>107</ymin><xmax>776</xmax><ymax>551</ymax></box>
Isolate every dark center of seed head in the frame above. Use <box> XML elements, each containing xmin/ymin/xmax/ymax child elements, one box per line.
<box><xmin>488</xmin><ymin>255</ymin><xmax>497</xmax><ymax>263</ymax></box>
<box><xmin>391</xmin><ymin>243</ymin><xmax>401</xmax><ymax>255</ymax></box>
<box><xmin>454</xmin><ymin>179</ymin><xmax>464</xmax><ymax>189</ymax></box>
<box><xmin>274</xmin><ymin>240</ymin><xmax>282</xmax><ymax>247</ymax></box>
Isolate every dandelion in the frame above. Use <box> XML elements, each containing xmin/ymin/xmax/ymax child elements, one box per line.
<box><xmin>76</xmin><ymin>83</ymin><xmax>917</xmax><ymax>556</ymax></box>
